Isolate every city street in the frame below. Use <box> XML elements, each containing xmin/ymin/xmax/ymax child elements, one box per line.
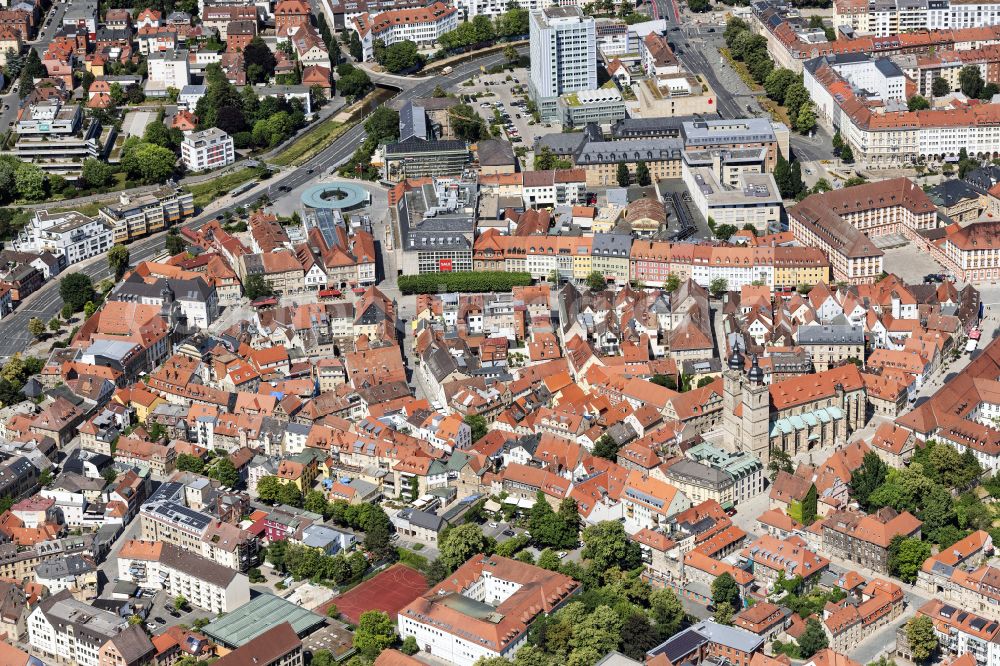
<box><xmin>0</xmin><ymin>48</ymin><xmax>516</xmax><ymax>358</ymax></box>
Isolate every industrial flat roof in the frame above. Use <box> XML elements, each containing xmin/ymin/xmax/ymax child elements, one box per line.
<box><xmin>202</xmin><ymin>593</ymin><xmax>326</xmax><ymax>648</ymax></box>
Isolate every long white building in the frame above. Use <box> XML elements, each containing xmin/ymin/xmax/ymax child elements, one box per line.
<box><xmin>13</xmin><ymin>210</ymin><xmax>114</xmax><ymax>266</ymax></box>
<box><xmin>835</xmin><ymin>0</ymin><xmax>1000</xmax><ymax>35</ymax></box>
<box><xmin>352</xmin><ymin>2</ymin><xmax>459</xmax><ymax>61</ymax></box>
<box><xmin>455</xmin><ymin>0</ymin><xmax>549</xmax><ymax>18</ymax></box>
<box><xmin>117</xmin><ymin>539</ymin><xmax>251</xmax><ymax>614</ymax></box>
<box><xmin>804</xmin><ymin>51</ymin><xmax>1000</xmax><ymax>166</ymax></box>
<box><xmin>29</xmin><ymin>589</ymin><xmax>153</xmax><ymax>666</ymax></box>
<box><xmin>398</xmin><ymin>554</ymin><xmax>581</xmax><ymax>666</ymax></box>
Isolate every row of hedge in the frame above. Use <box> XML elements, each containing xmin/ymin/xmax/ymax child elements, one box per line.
<box><xmin>398</xmin><ymin>271</ymin><xmax>533</xmax><ymax>295</ymax></box>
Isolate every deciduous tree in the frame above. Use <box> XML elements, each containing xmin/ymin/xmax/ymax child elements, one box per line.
<box><xmin>59</xmin><ymin>273</ymin><xmax>96</xmax><ymax>313</ymax></box>
<box><xmin>28</xmin><ymin>318</ymin><xmax>45</xmax><ymax>339</ymax></box>
<box><xmin>712</xmin><ymin>572</ymin><xmax>741</xmax><ymax>608</ymax></box>
<box><xmin>798</xmin><ymin>618</ymin><xmax>828</xmax><ymax>657</ymax></box>
<box><xmin>354</xmin><ymin>611</ymin><xmax>396</xmax><ymax>660</ymax></box>
<box><xmin>108</xmin><ymin>244</ymin><xmax>130</xmax><ymax>279</ymax></box>
<box><xmin>439</xmin><ymin>523</ymin><xmax>494</xmax><ymax>571</ymax></box>
<box><xmin>906</xmin><ymin>615</ymin><xmax>938</xmax><ymax>663</ymax></box>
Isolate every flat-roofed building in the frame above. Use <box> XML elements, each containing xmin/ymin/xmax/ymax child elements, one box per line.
<box><xmin>181</xmin><ymin>127</ymin><xmax>234</xmax><ymax>171</ymax></box>
<box><xmin>13</xmin><ymin>210</ymin><xmax>114</xmax><ymax>265</ymax></box>
<box><xmin>99</xmin><ymin>186</ymin><xmax>195</xmax><ymax>243</ymax></box>
<box><xmin>681</xmin><ymin>117</ymin><xmax>789</xmax><ymax>171</ymax></box>
<box><xmin>395</xmin><ymin>176</ymin><xmax>477</xmax><ymax>275</ymax></box>
<box><xmin>683</xmin><ymin>164</ymin><xmax>783</xmax><ymax>235</ymax></box>
<box><xmin>528</xmin><ymin>7</ymin><xmax>597</xmax><ymax>121</ymax></box>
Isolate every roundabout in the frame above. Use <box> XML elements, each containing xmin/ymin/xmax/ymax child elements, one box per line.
<box><xmin>300</xmin><ymin>181</ymin><xmax>371</xmax><ymax>210</ymax></box>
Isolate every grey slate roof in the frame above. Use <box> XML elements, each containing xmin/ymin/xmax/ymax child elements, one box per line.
<box><xmin>477</xmin><ymin>139</ymin><xmax>516</xmax><ymax>167</ymax></box>
<box><xmin>404</xmin><ymin>508</ymin><xmax>444</xmax><ymax>531</ymax></box>
<box><xmin>796</xmin><ymin>324</ymin><xmax>864</xmax><ymax>345</ymax></box>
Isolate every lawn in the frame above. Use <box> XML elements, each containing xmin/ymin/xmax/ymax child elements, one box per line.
<box><xmin>271</xmin><ymin>115</ymin><xmax>349</xmax><ymax>167</ymax></box>
<box><xmin>185</xmin><ymin>166</ymin><xmax>266</xmax><ymax>210</ymax></box>
<box><xmin>48</xmin><ymin>201</ymin><xmax>104</xmax><ymax>218</ymax></box>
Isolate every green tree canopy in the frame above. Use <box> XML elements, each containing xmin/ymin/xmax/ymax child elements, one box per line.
<box><xmin>463</xmin><ymin>414</ymin><xmax>487</xmax><ymax>443</ymax></box>
<box><xmin>765</xmin><ymin>68</ymin><xmax>798</xmax><ymax>105</ymax></box>
<box><xmin>581</xmin><ymin>521</ymin><xmax>641</xmax><ymax>581</ymax></box>
<box><xmin>121</xmin><ymin>141</ymin><xmax>177</xmax><ymax>183</ymax></box>
<box><xmin>278</xmin><ymin>482</ymin><xmax>303</xmax><ymax>507</ymax></box>
<box><xmin>906</xmin><ymin>615</ymin><xmax>938</xmax><ymax>663</ymax></box>
<box><xmin>635</xmin><ymin>161</ymin><xmax>651</xmax><ymax>186</ymax></box>
<box><xmin>175</xmin><ymin>454</ymin><xmax>205</xmax><ymax>474</ymax></box>
<box><xmin>888</xmin><ymin>535</ymin><xmax>932</xmax><ymax>583</ymax></box>
<box><xmin>798</xmin><ymin>617</ymin><xmax>829</xmax><ymax>657</ymax></box>
<box><xmin>711</xmin><ymin>572</ymin><xmax>741</xmax><ymax>608</ymax></box>
<box><xmin>59</xmin><ymin>273</ymin><xmax>96</xmax><ymax>313</ymax></box>
<box><xmin>585</xmin><ymin>271</ymin><xmax>607</xmax><ymax>291</ymax></box>
<box><xmin>932</xmin><ymin>77</ymin><xmax>950</xmax><ymax>97</ymax></box>
<box><xmin>108</xmin><ymin>244</ymin><xmax>130</xmax><ymax>279</ymax></box>
<box><xmin>439</xmin><ymin>523</ymin><xmax>495</xmax><ymax>571</ymax></box>
<box><xmin>616</xmin><ymin>162</ymin><xmax>630</xmax><ymax>187</ymax></box>
<box><xmin>244</xmin><ymin>274</ymin><xmax>274</xmax><ymax>301</ymax></box>
<box><xmin>451</xmin><ymin>104</ymin><xmax>488</xmax><ymax>142</ymax></box>
<box><xmin>354</xmin><ymin>611</ymin><xmax>396</xmax><ymax>660</ymax></box>
<box><xmin>208</xmin><ymin>458</ymin><xmax>239</xmax><ymax>488</ymax></box>
<box><xmin>81</xmin><ymin>158</ymin><xmax>116</xmax><ymax>189</ymax></box>
<box><xmin>28</xmin><ymin>318</ymin><xmax>45</xmax><ymax>339</ymax></box>
<box><xmin>801</xmin><ymin>483</ymin><xmax>818</xmax><ymax>525</ymax></box>
<box><xmin>850</xmin><ymin>451</ymin><xmax>889</xmax><ymax>510</ymax></box>
<box><xmin>960</xmin><ymin>65</ymin><xmax>984</xmax><ymax>98</ymax></box>
<box><xmin>382</xmin><ymin>40</ymin><xmax>423</xmax><ymax>73</ymax></box>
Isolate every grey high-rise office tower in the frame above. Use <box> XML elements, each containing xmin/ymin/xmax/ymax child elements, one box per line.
<box><xmin>528</xmin><ymin>6</ymin><xmax>597</xmax><ymax>121</ymax></box>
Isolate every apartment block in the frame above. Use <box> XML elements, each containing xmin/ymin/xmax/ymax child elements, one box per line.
<box><xmin>13</xmin><ymin>210</ymin><xmax>114</xmax><ymax>266</ymax></box>
<box><xmin>118</xmin><ymin>539</ymin><xmax>250</xmax><ymax>613</ymax></box>
<box><xmin>28</xmin><ymin>590</ymin><xmax>154</xmax><ymax>666</ymax></box>
<box><xmin>98</xmin><ymin>186</ymin><xmax>195</xmax><ymax>243</ymax></box>
<box><xmin>181</xmin><ymin>128</ymin><xmax>235</xmax><ymax>172</ymax></box>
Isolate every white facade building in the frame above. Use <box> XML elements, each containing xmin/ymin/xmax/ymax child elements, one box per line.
<box><xmin>398</xmin><ymin>555</ymin><xmax>580</xmax><ymax>666</ymax></box>
<box><xmin>682</xmin><ymin>163</ymin><xmax>783</xmax><ymax>235</ymax></box>
<box><xmin>147</xmin><ymin>49</ymin><xmax>191</xmax><ymax>91</ymax></box>
<box><xmin>528</xmin><ymin>6</ymin><xmax>597</xmax><ymax>120</ymax></box>
<box><xmin>181</xmin><ymin>128</ymin><xmax>235</xmax><ymax>171</ymax></box>
<box><xmin>851</xmin><ymin>0</ymin><xmax>1000</xmax><ymax>35</ymax></box>
<box><xmin>28</xmin><ymin>591</ymin><xmax>128</xmax><ymax>666</ymax></box>
<box><xmin>455</xmin><ymin>0</ymin><xmax>548</xmax><ymax>17</ymax></box>
<box><xmin>352</xmin><ymin>2</ymin><xmax>458</xmax><ymax>61</ymax></box>
<box><xmin>13</xmin><ymin>211</ymin><xmax>114</xmax><ymax>266</ymax></box>
<box><xmin>117</xmin><ymin>539</ymin><xmax>250</xmax><ymax>614</ymax></box>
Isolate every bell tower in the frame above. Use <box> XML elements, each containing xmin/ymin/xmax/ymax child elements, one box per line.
<box><xmin>741</xmin><ymin>354</ymin><xmax>771</xmax><ymax>465</ymax></box>
<box><xmin>723</xmin><ymin>343</ymin><xmax>744</xmax><ymax>449</ymax></box>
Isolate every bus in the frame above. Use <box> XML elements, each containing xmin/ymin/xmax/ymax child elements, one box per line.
<box><xmin>230</xmin><ymin>181</ymin><xmax>257</xmax><ymax>197</ymax></box>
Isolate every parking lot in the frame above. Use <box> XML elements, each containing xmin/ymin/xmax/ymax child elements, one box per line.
<box><xmin>457</xmin><ymin>67</ymin><xmax>554</xmax><ymax>165</ymax></box>
<box><xmin>881</xmin><ymin>244</ymin><xmax>954</xmax><ymax>284</ymax></box>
